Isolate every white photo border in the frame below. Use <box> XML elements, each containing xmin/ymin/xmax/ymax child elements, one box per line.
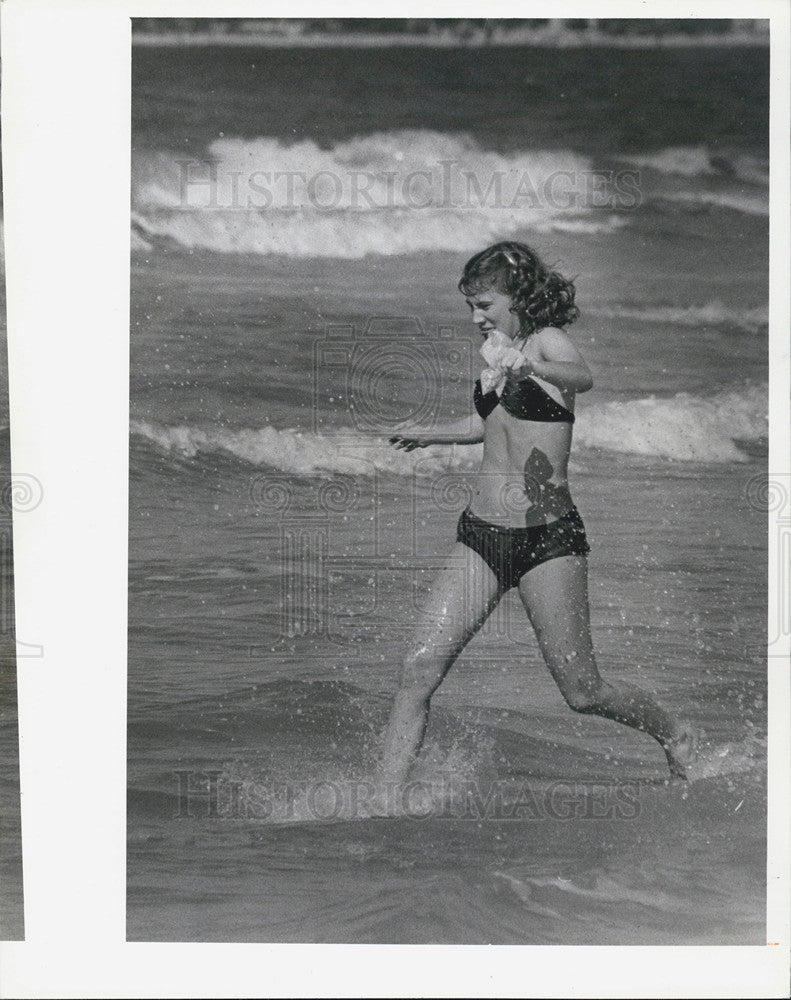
<box><xmin>1</xmin><ymin>1</ymin><xmax>788</xmax><ymax>996</ymax></box>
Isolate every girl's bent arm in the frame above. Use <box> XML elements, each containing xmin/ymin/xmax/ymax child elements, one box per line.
<box><xmin>523</xmin><ymin>359</ymin><xmax>593</xmax><ymax>393</ymax></box>
<box><xmin>521</xmin><ymin>327</ymin><xmax>593</xmax><ymax>393</ymax></box>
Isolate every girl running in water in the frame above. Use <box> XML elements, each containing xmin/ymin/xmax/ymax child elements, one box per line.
<box><xmin>382</xmin><ymin>241</ymin><xmax>698</xmax><ymax>784</ymax></box>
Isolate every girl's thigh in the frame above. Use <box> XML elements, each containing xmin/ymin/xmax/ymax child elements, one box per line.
<box><xmin>517</xmin><ymin>555</ymin><xmax>601</xmax><ymax>686</ymax></box>
<box><xmin>405</xmin><ymin>542</ymin><xmax>502</xmax><ymax>665</ymax></box>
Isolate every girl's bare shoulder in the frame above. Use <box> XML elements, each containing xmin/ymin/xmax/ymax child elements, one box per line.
<box><xmin>534</xmin><ymin>326</ymin><xmax>584</xmax><ymax>360</ymax></box>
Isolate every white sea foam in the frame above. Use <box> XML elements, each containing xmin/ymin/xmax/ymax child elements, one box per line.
<box><xmin>130</xmin><ymin>132</ymin><xmax>621</xmax><ymax>258</ymax></box>
<box><xmin>131</xmin><ymin>419</ymin><xmax>482</xmax><ymax>476</ymax></box>
<box><xmin>688</xmin><ymin>731</ymin><xmax>767</xmax><ymax>781</ymax></box>
<box><xmin>574</xmin><ymin>383</ymin><xmax>766</xmax><ymax>463</ymax></box>
<box><xmin>547</xmin><ymin>215</ymin><xmax>628</xmax><ymax>234</ymax></box>
<box><xmin>130</xmin><ymin>132</ymin><xmax>768</xmax><ymax>256</ymax></box>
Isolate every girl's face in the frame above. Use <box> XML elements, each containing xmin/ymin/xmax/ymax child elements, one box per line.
<box><xmin>464</xmin><ymin>282</ymin><xmax>521</xmax><ymax>340</ymax></box>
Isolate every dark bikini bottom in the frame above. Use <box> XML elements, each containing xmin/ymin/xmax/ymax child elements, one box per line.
<box><xmin>456</xmin><ymin>506</ymin><xmax>590</xmax><ymax>591</ymax></box>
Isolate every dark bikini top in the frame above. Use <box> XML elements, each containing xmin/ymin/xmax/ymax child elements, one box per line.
<box><xmin>474</xmin><ymin>376</ymin><xmax>575</xmax><ymax>423</ymax></box>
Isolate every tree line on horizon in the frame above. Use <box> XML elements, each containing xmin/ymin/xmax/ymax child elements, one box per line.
<box><xmin>131</xmin><ymin>18</ymin><xmax>769</xmax><ymax>39</ymax></box>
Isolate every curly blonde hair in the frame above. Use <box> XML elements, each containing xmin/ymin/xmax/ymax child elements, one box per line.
<box><xmin>458</xmin><ymin>241</ymin><xmax>579</xmax><ymax>336</ymax></box>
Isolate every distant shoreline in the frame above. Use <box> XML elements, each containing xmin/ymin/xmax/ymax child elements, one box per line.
<box><xmin>131</xmin><ymin>30</ymin><xmax>769</xmax><ymax>50</ymax></box>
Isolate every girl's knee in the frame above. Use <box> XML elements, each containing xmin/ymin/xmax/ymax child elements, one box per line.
<box><xmin>556</xmin><ymin>672</ymin><xmax>604</xmax><ymax>714</ymax></box>
<box><xmin>563</xmin><ymin>688</ymin><xmax>601</xmax><ymax>714</ymax></box>
<box><xmin>392</xmin><ymin>687</ymin><xmax>432</xmax><ymax>716</ymax></box>
<box><xmin>544</xmin><ymin>648</ymin><xmax>602</xmax><ymax>713</ymax></box>
<box><xmin>398</xmin><ymin>647</ymin><xmax>444</xmax><ymax>698</ymax></box>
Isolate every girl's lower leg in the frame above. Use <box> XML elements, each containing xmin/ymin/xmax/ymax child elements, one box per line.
<box><xmin>579</xmin><ymin>678</ymin><xmax>698</xmax><ymax>778</ymax></box>
<box><xmin>519</xmin><ymin>558</ymin><xmax>699</xmax><ymax>779</ymax></box>
<box><xmin>380</xmin><ymin>689</ymin><xmax>431</xmax><ymax>785</ymax></box>
<box><xmin>583</xmin><ymin>678</ymin><xmax>676</xmax><ymax>742</ymax></box>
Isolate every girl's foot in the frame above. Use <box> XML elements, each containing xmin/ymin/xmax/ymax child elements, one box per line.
<box><xmin>662</xmin><ymin>724</ymin><xmax>700</xmax><ymax>780</ymax></box>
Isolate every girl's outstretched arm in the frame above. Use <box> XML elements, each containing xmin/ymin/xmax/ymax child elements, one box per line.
<box><xmin>389</xmin><ymin>413</ymin><xmax>484</xmax><ymax>450</ymax></box>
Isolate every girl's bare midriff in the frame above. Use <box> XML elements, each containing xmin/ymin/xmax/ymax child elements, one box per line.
<box><xmin>470</xmin><ymin>380</ymin><xmax>574</xmax><ymax>528</ymax></box>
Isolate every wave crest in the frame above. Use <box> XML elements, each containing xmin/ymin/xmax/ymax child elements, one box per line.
<box><xmin>619</xmin><ymin>146</ymin><xmax>767</xmax><ymax>184</ymax></box>
<box><xmin>130</xmin><ymin>133</ymin><xmax>768</xmax><ymax>257</ymax></box>
<box><xmin>130</xmin><ymin>132</ymin><xmax>624</xmax><ymax>258</ymax></box>
<box><xmin>131</xmin><ymin>383</ymin><xmax>766</xmax><ymax>472</ymax></box>
<box><xmin>575</xmin><ymin>384</ymin><xmax>766</xmax><ymax>462</ymax></box>
<box><xmin>587</xmin><ymin>299</ymin><xmax>767</xmax><ymax>333</ymax></box>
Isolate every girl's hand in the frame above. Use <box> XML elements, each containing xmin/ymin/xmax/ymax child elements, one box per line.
<box><xmin>504</xmin><ymin>362</ymin><xmax>537</xmax><ymax>386</ymax></box>
<box><xmin>389</xmin><ymin>434</ymin><xmax>431</xmax><ymax>452</ymax></box>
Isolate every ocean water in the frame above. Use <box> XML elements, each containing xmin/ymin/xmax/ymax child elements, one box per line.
<box><xmin>128</xmin><ymin>42</ymin><xmax>769</xmax><ymax>944</ymax></box>
<box><xmin>0</xmin><ymin>229</ymin><xmax>25</xmax><ymax>941</ymax></box>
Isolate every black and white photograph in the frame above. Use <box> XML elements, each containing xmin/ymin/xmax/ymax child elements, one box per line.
<box><xmin>1</xmin><ymin>3</ymin><xmax>789</xmax><ymax>997</ymax></box>
<box><xmin>128</xmin><ymin>15</ymin><xmax>772</xmax><ymax>945</ymax></box>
